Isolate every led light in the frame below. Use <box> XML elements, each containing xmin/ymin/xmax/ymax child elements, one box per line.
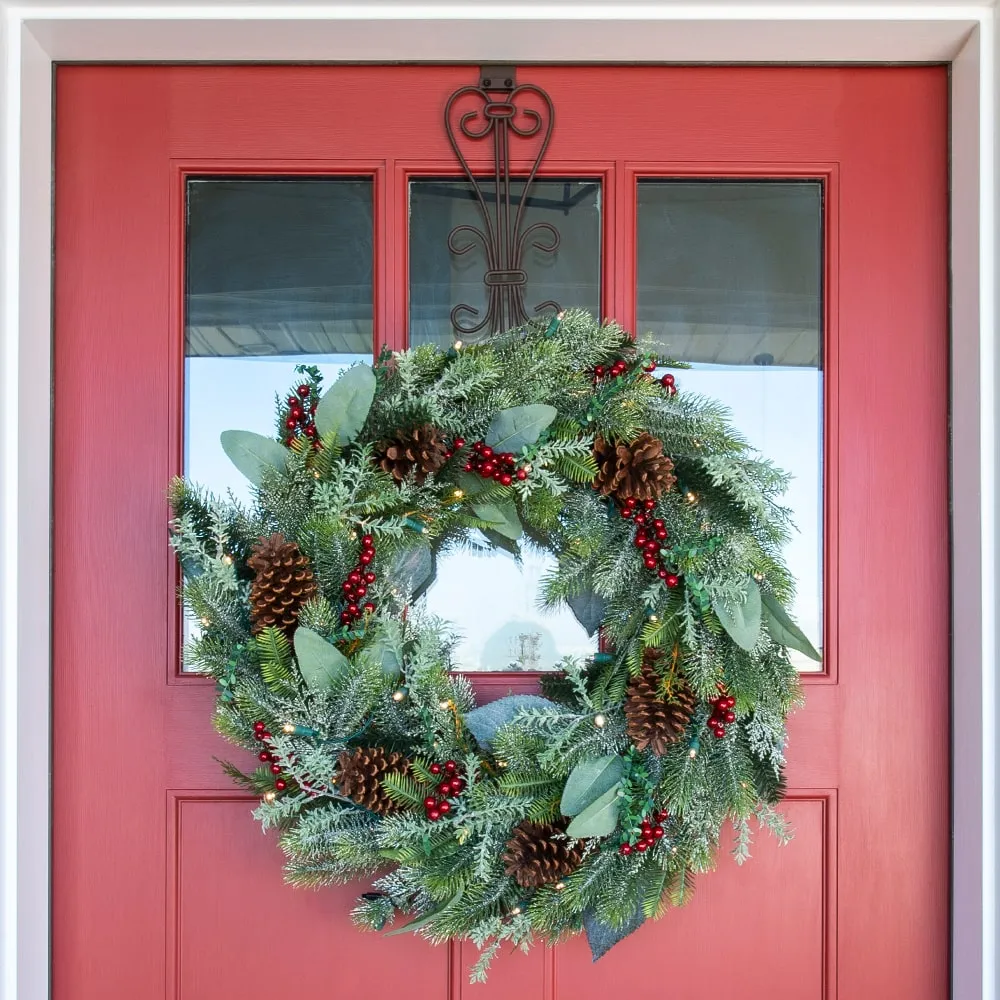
<box><xmin>282</xmin><ymin>722</ymin><xmax>295</xmax><ymax>734</ymax></box>
<box><xmin>439</xmin><ymin>699</ymin><xmax>452</xmax><ymax>710</ymax></box>
<box><xmin>453</xmin><ymin>340</ymin><xmax>463</xmax><ymax>351</ymax></box>
<box><xmin>221</xmin><ymin>554</ymin><xmax>233</xmax><ymax>566</ymax></box>
<box><xmin>510</xmin><ymin>906</ymin><xmax>522</xmax><ymax>916</ymax></box>
<box><xmin>200</xmin><ymin>616</ymin><xmax>211</xmax><ymax>627</ymax></box>
<box><xmin>593</xmin><ymin>714</ymin><xmax>606</xmax><ymax>728</ymax></box>
<box><xmin>688</xmin><ymin>748</ymin><xmax>698</xmax><ymax>759</ymax></box>
<box><xmin>686</xmin><ymin>491</ymin><xmax>698</xmax><ymax>504</ymax></box>
<box><xmin>554</xmin><ymin>881</ymin><xmax>566</xmax><ymax>891</ymax></box>
<box><xmin>263</xmin><ymin>791</ymin><xmax>277</xmax><ymax>804</ymax></box>
<box><xmin>452</xmin><ymin>489</ymin><xmax>464</xmax><ymax>499</ymax></box>
<box><xmin>392</xmin><ymin>689</ymin><xmax>406</xmax><ymax>703</ymax></box>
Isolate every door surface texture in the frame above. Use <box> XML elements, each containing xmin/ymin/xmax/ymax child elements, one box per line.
<box><xmin>53</xmin><ymin>65</ymin><xmax>948</xmax><ymax>999</ymax></box>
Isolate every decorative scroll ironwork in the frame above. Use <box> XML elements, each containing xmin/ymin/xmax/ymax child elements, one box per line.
<box><xmin>444</xmin><ymin>69</ymin><xmax>561</xmax><ymax>339</ymax></box>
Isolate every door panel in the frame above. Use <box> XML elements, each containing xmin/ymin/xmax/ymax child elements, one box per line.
<box><xmin>53</xmin><ymin>65</ymin><xmax>948</xmax><ymax>999</ymax></box>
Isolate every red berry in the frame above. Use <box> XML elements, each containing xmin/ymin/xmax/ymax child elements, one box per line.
<box><xmin>619</xmin><ymin>843</ymin><xmax>632</xmax><ymax>856</ymax></box>
<box><xmin>625</xmin><ymin>497</ymin><xmax>638</xmax><ymax>508</ymax></box>
<box><xmin>644</xmin><ymin>557</ymin><xmax>657</xmax><ymax>570</ymax></box>
<box><xmin>653</xmin><ymin>519</ymin><xmax>664</xmax><ymax>529</ymax></box>
<box><xmin>656</xmin><ymin>529</ymin><xmax>667</xmax><ymax>540</ymax></box>
<box><xmin>424</xmin><ymin>796</ymin><xmax>437</xmax><ymax>809</ymax></box>
<box><xmin>634</xmin><ymin>513</ymin><xmax>646</xmax><ymax>525</ymax></box>
<box><xmin>714</xmin><ymin>726</ymin><xmax>726</xmax><ymax>738</ymax></box>
<box><xmin>726</xmin><ymin>696</ymin><xmax>736</xmax><ymax>709</ymax></box>
<box><xmin>653</xmin><ymin>826</ymin><xmax>664</xmax><ymax>839</ymax></box>
<box><xmin>665</xmin><ymin>574</ymin><xmax>680</xmax><ymax>588</ymax></box>
<box><xmin>640</xmin><ymin>821</ymin><xmax>651</xmax><ymax>833</ymax></box>
<box><xmin>361</xmin><ymin>534</ymin><xmax>374</xmax><ymax>548</ymax></box>
<box><xmin>253</xmin><ymin>721</ymin><xmax>265</xmax><ymax>731</ymax></box>
<box><xmin>305</xmin><ymin>425</ymin><xmax>317</xmax><ymax>439</ymax></box>
<box><xmin>270</xmin><ymin>763</ymin><xmax>281</xmax><ymax>775</ymax></box>
<box><xmin>261</xmin><ymin>732</ymin><xmax>271</xmax><ymax>740</ymax></box>
<box><xmin>285</xmin><ymin>417</ymin><xmax>297</xmax><ymax>430</ymax></box>
<box><xmin>438</xmin><ymin>781</ymin><xmax>452</xmax><ymax>796</ymax></box>
<box><xmin>635</xmin><ymin>840</ymin><xmax>649</xmax><ymax>852</ymax></box>
<box><xmin>481</xmin><ymin>446</ymin><xmax>493</xmax><ymax>459</ymax></box>
<box><xmin>635</xmin><ymin>536</ymin><xmax>648</xmax><ymax>550</ymax></box>
<box><xmin>658</xmin><ymin>569</ymin><xmax>668</xmax><ymax>579</ymax></box>
<box><xmin>347</xmin><ymin>603</ymin><xmax>359</xmax><ymax>616</ymax></box>
<box><xmin>430</xmin><ymin>763</ymin><xmax>442</xmax><ymax>775</ymax></box>
<box><xmin>340</xmin><ymin>611</ymin><xmax>351</xmax><ymax>624</ymax></box>
<box><xmin>621</xmin><ymin>508</ymin><xmax>633</xmax><ymax>519</ymax></box>
<box><xmin>363</xmin><ymin>602</ymin><xmax>376</xmax><ymax>614</ymax></box>
<box><xmin>452</xmin><ymin>778</ymin><xmax>466</xmax><ymax>794</ymax></box>
<box><xmin>644</xmin><ymin>499</ymin><xmax>656</xmax><ymax>510</ymax></box>
<box><xmin>439</xmin><ymin>800</ymin><xmax>451</xmax><ymax>814</ymax></box>
<box><xmin>427</xmin><ymin>809</ymin><xmax>441</xmax><ymax>821</ymax></box>
<box><xmin>662</xmin><ymin>373</ymin><xmax>675</xmax><ymax>387</ymax></box>
<box><xmin>481</xmin><ymin>462</ymin><xmax>495</xmax><ymax>477</ymax></box>
<box><xmin>644</xmin><ymin>361</ymin><xmax>657</xmax><ymax>372</ymax></box>
<box><xmin>656</xmin><ymin>810</ymin><xmax>668</xmax><ymax>822</ymax></box>
<box><xmin>500</xmin><ymin>474</ymin><xmax>513</xmax><ymax>486</ymax></box>
<box><xmin>297</xmin><ymin>384</ymin><xmax>311</xmax><ymax>397</ymax></box>
<box><xmin>454</xmin><ymin>437</ymin><xmax>465</xmax><ymax>448</ymax></box>
<box><xmin>365</xmin><ymin>571</ymin><xmax>376</xmax><ymax>583</ymax></box>
<box><xmin>444</xmin><ymin>760</ymin><xmax>457</xmax><ymax>773</ymax></box>
<box><xmin>355</xmin><ymin>585</ymin><xmax>367</xmax><ymax>598</ymax></box>
<box><xmin>594</xmin><ymin>366</ymin><xmax>605</xmax><ymax>377</ymax></box>
<box><xmin>472</xmin><ymin>441</ymin><xmax>483</xmax><ymax>452</ymax></box>
<box><xmin>645</xmin><ymin>541</ymin><xmax>659</xmax><ymax>554</ymax></box>
<box><xmin>287</xmin><ymin>396</ymin><xmax>298</xmax><ymax>406</ymax></box>
<box><xmin>285</xmin><ymin>437</ymin><xmax>294</xmax><ymax>446</ymax></box>
<box><xmin>275</xmin><ymin>780</ymin><xmax>287</xmax><ymax>791</ymax></box>
<box><xmin>516</xmin><ymin>469</ymin><xmax>528</xmax><ymax>480</ymax></box>
<box><xmin>463</xmin><ymin>462</ymin><xmax>474</xmax><ymax>472</ymax></box>
<box><xmin>258</xmin><ymin>750</ymin><xmax>270</xmax><ymax>762</ymax></box>
<box><xmin>360</xmin><ymin>551</ymin><xmax>373</xmax><ymax>565</ymax></box>
<box><xmin>725</xmin><ymin>711</ymin><xmax>736</xmax><ymax>723</ymax></box>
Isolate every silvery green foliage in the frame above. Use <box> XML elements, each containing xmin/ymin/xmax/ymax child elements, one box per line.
<box><xmin>167</xmin><ymin>311</ymin><xmax>807</xmax><ymax>980</ymax></box>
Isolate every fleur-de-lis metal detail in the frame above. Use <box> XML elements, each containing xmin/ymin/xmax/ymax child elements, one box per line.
<box><xmin>444</xmin><ymin>69</ymin><xmax>560</xmax><ymax>339</ymax></box>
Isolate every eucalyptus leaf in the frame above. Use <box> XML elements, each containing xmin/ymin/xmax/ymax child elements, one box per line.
<box><xmin>463</xmin><ymin>695</ymin><xmax>559</xmax><ymax>750</ymax></box>
<box><xmin>583</xmin><ymin>903</ymin><xmax>645</xmax><ymax>961</ymax></box>
<box><xmin>761</xmin><ymin>590</ymin><xmax>821</xmax><ymax>661</ymax></box>
<box><xmin>219</xmin><ymin>430</ymin><xmax>288</xmax><ymax>486</ymax></box>
<box><xmin>566</xmin><ymin>590</ymin><xmax>607</xmax><ymax>637</ymax></box>
<box><xmin>560</xmin><ymin>755</ymin><xmax>625</xmax><ymax>817</ymax></box>
<box><xmin>484</xmin><ymin>404</ymin><xmax>557</xmax><ymax>455</ymax></box>
<box><xmin>472</xmin><ymin>500</ymin><xmax>523</xmax><ymax>540</ymax></box>
<box><xmin>565</xmin><ymin>783</ymin><xmax>620</xmax><ymax>838</ymax></box>
<box><xmin>366</xmin><ymin>634</ymin><xmax>403</xmax><ymax>679</ymax></box>
<box><xmin>711</xmin><ymin>577</ymin><xmax>762</xmax><ymax>652</ymax></box>
<box><xmin>392</xmin><ymin>542</ymin><xmax>434</xmax><ymax>597</ymax></box>
<box><xmin>293</xmin><ymin>626</ymin><xmax>350</xmax><ymax>692</ymax></box>
<box><xmin>314</xmin><ymin>363</ymin><xmax>375</xmax><ymax>444</ymax></box>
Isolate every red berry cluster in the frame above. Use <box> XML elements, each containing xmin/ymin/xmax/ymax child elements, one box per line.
<box><xmin>340</xmin><ymin>534</ymin><xmax>377</xmax><ymax>625</ymax></box>
<box><xmin>440</xmin><ymin>435</ymin><xmax>464</xmax><ymax>462</ymax></box>
<box><xmin>592</xmin><ymin>357</ymin><xmax>630</xmax><ymax>383</ymax></box>
<box><xmin>708</xmin><ymin>684</ymin><xmax>736</xmax><ymax>739</ymax></box>
<box><xmin>252</xmin><ymin>720</ymin><xmax>288</xmax><ymax>791</ymax></box>
<box><xmin>621</xmin><ymin>499</ymin><xmax>680</xmax><ymax>586</ymax></box>
<box><xmin>462</xmin><ymin>441</ymin><xmax>529</xmax><ymax>485</ymax></box>
<box><xmin>619</xmin><ymin>808</ymin><xmax>669</xmax><ymax>855</ymax></box>
<box><xmin>424</xmin><ymin>759</ymin><xmax>467</xmax><ymax>821</ymax></box>
<box><xmin>284</xmin><ymin>384</ymin><xmax>320</xmax><ymax>450</ymax></box>
<box><xmin>660</xmin><ymin>372</ymin><xmax>677</xmax><ymax>397</ymax></box>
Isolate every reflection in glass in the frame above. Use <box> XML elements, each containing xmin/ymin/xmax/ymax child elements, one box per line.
<box><xmin>409</xmin><ymin>179</ymin><xmax>601</xmax><ymax>348</ymax></box>
<box><xmin>638</xmin><ymin>181</ymin><xmax>823</xmax><ymax>670</ymax></box>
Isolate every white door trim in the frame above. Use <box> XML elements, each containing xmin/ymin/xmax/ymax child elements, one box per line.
<box><xmin>1</xmin><ymin>5</ymin><xmax>994</xmax><ymax>1000</ymax></box>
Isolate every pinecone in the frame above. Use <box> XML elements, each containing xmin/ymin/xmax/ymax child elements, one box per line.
<box><xmin>624</xmin><ymin>653</ymin><xmax>697</xmax><ymax>755</ymax></box>
<box><xmin>375</xmin><ymin>424</ymin><xmax>449</xmax><ymax>484</ymax></box>
<box><xmin>593</xmin><ymin>433</ymin><xmax>676</xmax><ymax>504</ymax></box>
<box><xmin>502</xmin><ymin>819</ymin><xmax>584</xmax><ymax>889</ymax></box>
<box><xmin>336</xmin><ymin>746</ymin><xmax>411</xmax><ymax>816</ymax></box>
<box><xmin>247</xmin><ymin>533</ymin><xmax>317</xmax><ymax>635</ymax></box>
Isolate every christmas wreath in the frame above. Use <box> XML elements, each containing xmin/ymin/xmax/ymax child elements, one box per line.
<box><xmin>169</xmin><ymin>310</ymin><xmax>816</xmax><ymax>980</ymax></box>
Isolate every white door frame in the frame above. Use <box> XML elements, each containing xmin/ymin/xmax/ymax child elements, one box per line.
<box><xmin>1</xmin><ymin>5</ymin><xmax>995</xmax><ymax>999</ymax></box>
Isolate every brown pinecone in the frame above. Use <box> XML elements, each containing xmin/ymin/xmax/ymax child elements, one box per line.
<box><xmin>502</xmin><ymin>819</ymin><xmax>584</xmax><ymax>889</ymax></box>
<box><xmin>336</xmin><ymin>746</ymin><xmax>411</xmax><ymax>816</ymax></box>
<box><xmin>375</xmin><ymin>424</ymin><xmax>449</xmax><ymax>484</ymax></box>
<box><xmin>624</xmin><ymin>654</ymin><xmax>696</xmax><ymax>755</ymax></box>
<box><xmin>246</xmin><ymin>533</ymin><xmax>317</xmax><ymax>636</ymax></box>
<box><xmin>593</xmin><ymin>433</ymin><xmax>676</xmax><ymax>504</ymax></box>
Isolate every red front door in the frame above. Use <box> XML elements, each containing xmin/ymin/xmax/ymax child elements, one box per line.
<box><xmin>52</xmin><ymin>65</ymin><xmax>948</xmax><ymax>999</ymax></box>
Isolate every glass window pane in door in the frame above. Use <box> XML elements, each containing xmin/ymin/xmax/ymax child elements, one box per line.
<box><xmin>409</xmin><ymin>178</ymin><xmax>601</xmax><ymax>347</ymax></box>
<box><xmin>637</xmin><ymin>180</ymin><xmax>823</xmax><ymax>670</ymax></box>
<box><xmin>183</xmin><ymin>177</ymin><xmax>374</xmax><ymax>666</ymax></box>
<box><xmin>408</xmin><ymin>177</ymin><xmax>601</xmax><ymax>670</ymax></box>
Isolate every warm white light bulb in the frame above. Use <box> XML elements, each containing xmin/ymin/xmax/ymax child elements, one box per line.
<box><xmin>594</xmin><ymin>714</ymin><xmax>606</xmax><ymax>728</ymax></box>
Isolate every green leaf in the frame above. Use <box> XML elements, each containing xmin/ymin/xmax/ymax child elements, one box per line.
<box><xmin>711</xmin><ymin>577</ymin><xmax>762</xmax><ymax>652</ymax></box>
<box><xmin>219</xmin><ymin>430</ymin><xmax>288</xmax><ymax>486</ymax></box>
<box><xmin>472</xmin><ymin>500</ymin><xmax>523</xmax><ymax>540</ymax></box>
<box><xmin>560</xmin><ymin>755</ymin><xmax>625</xmax><ymax>817</ymax></box>
<box><xmin>565</xmin><ymin>783</ymin><xmax>620</xmax><ymax>838</ymax></box>
<box><xmin>583</xmin><ymin>903</ymin><xmax>645</xmax><ymax>961</ymax></box>
<box><xmin>464</xmin><ymin>695</ymin><xmax>560</xmax><ymax>749</ymax></box>
<box><xmin>482</xmin><ymin>528</ymin><xmax>521</xmax><ymax>557</ymax></box>
<box><xmin>366</xmin><ymin>633</ymin><xmax>403</xmax><ymax>679</ymax></box>
<box><xmin>761</xmin><ymin>590</ymin><xmax>821</xmax><ymax>662</ymax></box>
<box><xmin>314</xmin><ymin>363</ymin><xmax>375</xmax><ymax>444</ymax></box>
<box><xmin>484</xmin><ymin>404</ymin><xmax>557</xmax><ymax>455</ymax></box>
<box><xmin>293</xmin><ymin>626</ymin><xmax>350</xmax><ymax>692</ymax></box>
<box><xmin>392</xmin><ymin>542</ymin><xmax>434</xmax><ymax>596</ymax></box>
<box><xmin>566</xmin><ymin>590</ymin><xmax>607</xmax><ymax>637</ymax></box>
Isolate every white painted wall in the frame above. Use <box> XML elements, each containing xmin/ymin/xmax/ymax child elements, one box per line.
<box><xmin>0</xmin><ymin>4</ymin><xmax>995</xmax><ymax>1000</ymax></box>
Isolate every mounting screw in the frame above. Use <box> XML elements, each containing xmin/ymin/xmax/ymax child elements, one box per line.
<box><xmin>504</xmin><ymin>77</ymin><xmax>513</xmax><ymax>87</ymax></box>
<box><xmin>483</xmin><ymin>77</ymin><xmax>492</xmax><ymax>88</ymax></box>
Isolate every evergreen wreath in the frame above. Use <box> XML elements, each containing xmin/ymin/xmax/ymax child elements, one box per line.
<box><xmin>169</xmin><ymin>310</ymin><xmax>817</xmax><ymax>980</ymax></box>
